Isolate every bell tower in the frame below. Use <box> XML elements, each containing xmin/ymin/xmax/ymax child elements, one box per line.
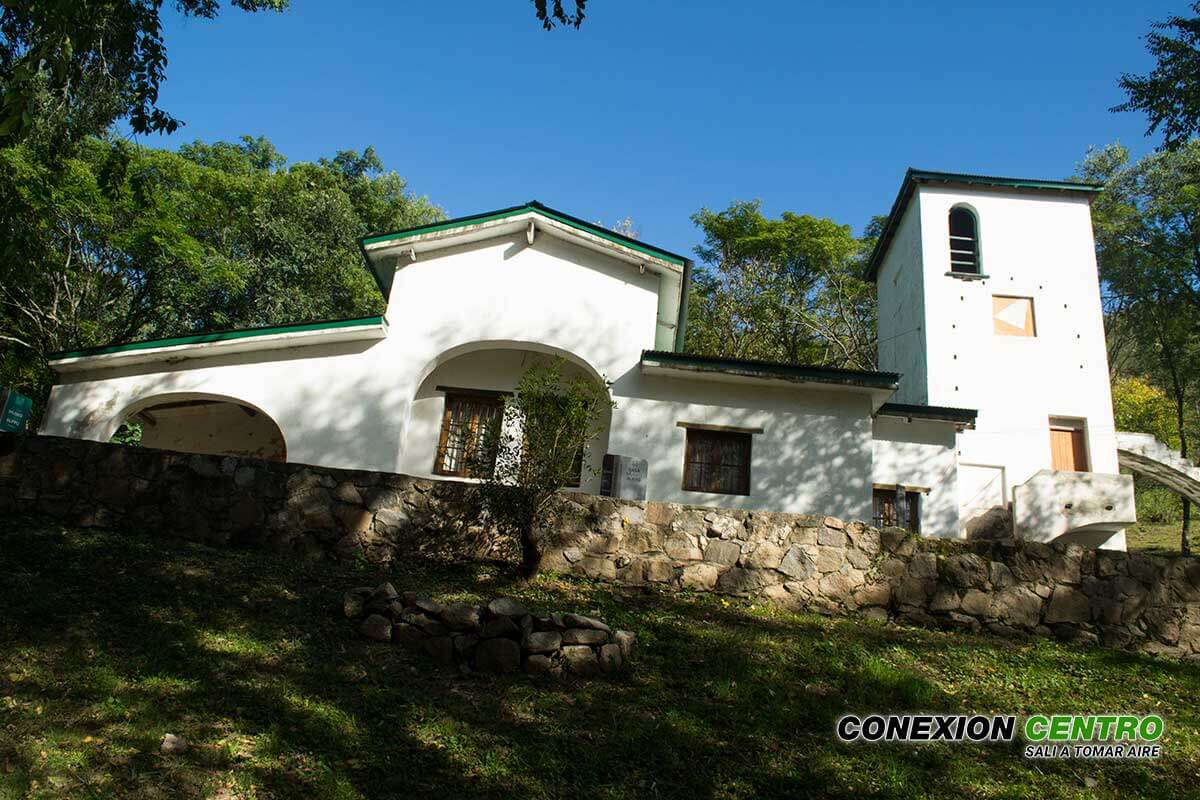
<box><xmin>867</xmin><ymin>170</ymin><xmax>1128</xmax><ymax>546</ymax></box>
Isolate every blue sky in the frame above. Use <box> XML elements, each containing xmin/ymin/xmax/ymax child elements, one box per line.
<box><xmin>141</xmin><ymin>0</ymin><xmax>1179</xmax><ymax>256</ymax></box>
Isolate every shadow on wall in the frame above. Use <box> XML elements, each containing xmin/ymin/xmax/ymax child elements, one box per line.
<box><xmin>117</xmin><ymin>395</ymin><xmax>287</xmax><ymax>461</ymax></box>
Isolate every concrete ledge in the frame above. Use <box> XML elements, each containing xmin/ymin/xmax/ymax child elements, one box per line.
<box><xmin>1013</xmin><ymin>470</ymin><xmax>1135</xmax><ymax>548</ymax></box>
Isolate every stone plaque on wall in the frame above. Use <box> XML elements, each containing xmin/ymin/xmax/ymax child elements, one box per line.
<box><xmin>601</xmin><ymin>454</ymin><xmax>648</xmax><ymax>501</ymax></box>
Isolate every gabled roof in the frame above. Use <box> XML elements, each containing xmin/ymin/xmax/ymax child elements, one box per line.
<box><xmin>359</xmin><ymin>200</ymin><xmax>690</xmax><ymax>298</ymax></box>
<box><xmin>359</xmin><ymin>199</ymin><xmax>695</xmax><ymax>352</ymax></box>
<box><xmin>863</xmin><ymin>168</ymin><xmax>1105</xmax><ymax>282</ymax></box>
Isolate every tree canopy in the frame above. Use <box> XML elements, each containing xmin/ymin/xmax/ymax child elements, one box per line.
<box><xmin>1081</xmin><ymin>140</ymin><xmax>1200</xmax><ymax>553</ymax></box>
<box><xmin>1114</xmin><ymin>2</ymin><xmax>1200</xmax><ymax>150</ymax></box>
<box><xmin>683</xmin><ymin>200</ymin><xmax>877</xmax><ymax>370</ymax></box>
<box><xmin>0</xmin><ymin>133</ymin><xmax>441</xmax><ymax>420</ymax></box>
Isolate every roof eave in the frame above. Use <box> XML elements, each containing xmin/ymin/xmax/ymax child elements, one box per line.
<box><xmin>875</xmin><ymin>401</ymin><xmax>978</xmax><ymax>430</ymax></box>
<box><xmin>359</xmin><ymin>202</ymin><xmax>688</xmax><ymax>299</ymax></box>
<box><xmin>49</xmin><ymin>316</ymin><xmax>388</xmax><ymax>374</ymax></box>
<box><xmin>640</xmin><ymin>350</ymin><xmax>900</xmax><ymax>394</ymax></box>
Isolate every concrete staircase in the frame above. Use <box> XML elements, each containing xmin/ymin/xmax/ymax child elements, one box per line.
<box><xmin>1115</xmin><ymin>431</ymin><xmax>1200</xmax><ymax>506</ymax></box>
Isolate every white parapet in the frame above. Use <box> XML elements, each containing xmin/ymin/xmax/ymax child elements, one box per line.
<box><xmin>1012</xmin><ymin>470</ymin><xmax>1135</xmax><ymax>550</ymax></box>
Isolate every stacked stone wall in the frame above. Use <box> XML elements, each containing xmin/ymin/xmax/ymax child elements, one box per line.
<box><xmin>3</xmin><ymin>433</ymin><xmax>1197</xmax><ymax>659</ymax></box>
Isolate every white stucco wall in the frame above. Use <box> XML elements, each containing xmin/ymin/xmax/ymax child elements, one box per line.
<box><xmin>908</xmin><ymin>186</ymin><xmax>1120</xmax><ymax>522</ymax></box>
<box><xmin>40</xmin><ymin>227</ymin><xmax>892</xmax><ymax>523</ymax></box>
<box><xmin>42</xmin><ymin>231</ymin><xmax>659</xmax><ymax>473</ymax></box>
<box><xmin>612</xmin><ymin>372</ymin><xmax>876</xmax><ymax>518</ymax></box>
<box><xmin>871</xmin><ymin>416</ymin><xmax>959</xmax><ymax>538</ymax></box>
<box><xmin>875</xmin><ymin>194</ymin><xmax>928</xmax><ymax>405</ymax></box>
<box><xmin>42</xmin><ymin>338</ymin><xmax>400</xmax><ymax>471</ymax></box>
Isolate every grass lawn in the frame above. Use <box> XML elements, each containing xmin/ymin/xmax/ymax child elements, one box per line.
<box><xmin>1126</xmin><ymin>522</ymin><xmax>1190</xmax><ymax>556</ymax></box>
<box><xmin>2</xmin><ymin>517</ymin><xmax>1199</xmax><ymax>799</ymax></box>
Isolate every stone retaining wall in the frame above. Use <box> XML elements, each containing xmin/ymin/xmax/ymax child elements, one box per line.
<box><xmin>2</xmin><ymin>433</ymin><xmax>1198</xmax><ymax>659</ymax></box>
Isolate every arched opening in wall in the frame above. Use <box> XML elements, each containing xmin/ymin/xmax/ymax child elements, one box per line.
<box><xmin>407</xmin><ymin>343</ymin><xmax>613</xmax><ymax>492</ymax></box>
<box><xmin>948</xmin><ymin>205</ymin><xmax>980</xmax><ymax>274</ymax></box>
<box><xmin>111</xmin><ymin>396</ymin><xmax>287</xmax><ymax>462</ymax></box>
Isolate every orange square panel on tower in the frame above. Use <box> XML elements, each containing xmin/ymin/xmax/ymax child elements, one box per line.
<box><xmin>993</xmin><ymin>295</ymin><xmax>1036</xmax><ymax>337</ymax></box>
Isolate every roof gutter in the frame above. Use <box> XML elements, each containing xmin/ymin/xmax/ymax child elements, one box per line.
<box><xmin>674</xmin><ymin>258</ymin><xmax>693</xmax><ymax>352</ymax></box>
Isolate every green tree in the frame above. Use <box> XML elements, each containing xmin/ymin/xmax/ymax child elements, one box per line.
<box><xmin>1081</xmin><ymin>142</ymin><xmax>1200</xmax><ymax>554</ymax></box>
<box><xmin>684</xmin><ymin>200</ymin><xmax>877</xmax><ymax>369</ymax></box>
<box><xmin>0</xmin><ymin>134</ymin><xmax>441</xmax><ymax>423</ymax></box>
<box><xmin>1114</xmin><ymin>2</ymin><xmax>1200</xmax><ymax>150</ymax></box>
<box><xmin>533</xmin><ymin>0</ymin><xmax>587</xmax><ymax>29</ymax></box>
<box><xmin>472</xmin><ymin>359</ymin><xmax>612</xmax><ymax>578</ymax></box>
<box><xmin>1112</xmin><ymin>376</ymin><xmax>1179</xmax><ymax>444</ymax></box>
<box><xmin>0</xmin><ymin>1</ymin><xmax>290</xmax><ymax>145</ymax></box>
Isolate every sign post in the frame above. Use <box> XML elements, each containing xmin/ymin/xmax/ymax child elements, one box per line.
<box><xmin>0</xmin><ymin>387</ymin><xmax>32</xmax><ymax>433</ymax></box>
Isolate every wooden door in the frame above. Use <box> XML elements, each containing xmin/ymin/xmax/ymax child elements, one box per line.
<box><xmin>1049</xmin><ymin>427</ymin><xmax>1087</xmax><ymax>471</ymax></box>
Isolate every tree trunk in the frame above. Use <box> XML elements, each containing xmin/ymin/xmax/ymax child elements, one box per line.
<box><xmin>1169</xmin><ymin>358</ymin><xmax>1190</xmax><ymax>556</ymax></box>
<box><xmin>1183</xmin><ymin>499</ymin><xmax>1192</xmax><ymax>557</ymax></box>
<box><xmin>1178</xmin><ymin>405</ymin><xmax>1190</xmax><ymax>556</ymax></box>
<box><xmin>519</xmin><ymin>521</ymin><xmax>543</xmax><ymax>579</ymax></box>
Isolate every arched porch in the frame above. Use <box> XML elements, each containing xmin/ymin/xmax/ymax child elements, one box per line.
<box><xmin>401</xmin><ymin>341</ymin><xmax>613</xmax><ymax>492</ymax></box>
<box><xmin>110</xmin><ymin>392</ymin><xmax>287</xmax><ymax>462</ymax></box>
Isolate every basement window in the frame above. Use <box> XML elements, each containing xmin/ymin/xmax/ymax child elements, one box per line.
<box><xmin>682</xmin><ymin>428</ymin><xmax>752</xmax><ymax>496</ymax></box>
<box><xmin>434</xmin><ymin>391</ymin><xmax>504</xmax><ymax>478</ymax></box>
<box><xmin>872</xmin><ymin>486</ymin><xmax>922</xmax><ymax>533</ymax></box>
<box><xmin>948</xmin><ymin>206</ymin><xmax>980</xmax><ymax>274</ymax></box>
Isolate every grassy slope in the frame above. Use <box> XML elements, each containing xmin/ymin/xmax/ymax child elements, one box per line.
<box><xmin>1</xmin><ymin>518</ymin><xmax>1198</xmax><ymax>800</ymax></box>
<box><xmin>1127</xmin><ymin>521</ymin><xmax>1190</xmax><ymax>556</ymax></box>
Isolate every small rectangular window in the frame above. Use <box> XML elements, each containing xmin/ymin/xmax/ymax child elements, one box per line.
<box><xmin>992</xmin><ymin>295</ymin><xmax>1036</xmax><ymax>337</ymax></box>
<box><xmin>872</xmin><ymin>487</ymin><xmax>921</xmax><ymax>533</ymax></box>
<box><xmin>434</xmin><ymin>392</ymin><xmax>504</xmax><ymax>478</ymax></box>
<box><xmin>682</xmin><ymin>429</ymin><xmax>751</xmax><ymax>495</ymax></box>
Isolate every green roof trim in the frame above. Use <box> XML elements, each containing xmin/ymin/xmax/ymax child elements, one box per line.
<box><xmin>358</xmin><ymin>200</ymin><xmax>689</xmax><ymax>300</ymax></box>
<box><xmin>864</xmin><ymin>168</ymin><xmax>1105</xmax><ymax>281</ymax></box>
<box><xmin>362</xmin><ymin>201</ymin><xmax>687</xmax><ymax>266</ymax></box>
<box><xmin>361</xmin><ymin>205</ymin><xmax>532</xmax><ymax>247</ymax></box>
<box><xmin>50</xmin><ymin>315</ymin><xmax>385</xmax><ymax>360</ymax></box>
<box><xmin>641</xmin><ymin>350</ymin><xmax>900</xmax><ymax>390</ymax></box>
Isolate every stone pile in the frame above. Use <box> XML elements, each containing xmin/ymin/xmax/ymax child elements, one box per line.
<box><xmin>343</xmin><ymin>583</ymin><xmax>635</xmax><ymax>676</ymax></box>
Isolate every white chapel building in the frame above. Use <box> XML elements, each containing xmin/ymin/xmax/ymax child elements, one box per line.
<box><xmin>39</xmin><ymin>170</ymin><xmax>1136</xmax><ymax>548</ymax></box>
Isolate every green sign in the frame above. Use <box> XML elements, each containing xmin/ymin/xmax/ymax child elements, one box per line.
<box><xmin>0</xmin><ymin>387</ymin><xmax>32</xmax><ymax>433</ymax></box>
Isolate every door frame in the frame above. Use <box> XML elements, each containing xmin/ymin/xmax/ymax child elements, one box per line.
<box><xmin>1048</xmin><ymin>416</ymin><xmax>1090</xmax><ymax>472</ymax></box>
